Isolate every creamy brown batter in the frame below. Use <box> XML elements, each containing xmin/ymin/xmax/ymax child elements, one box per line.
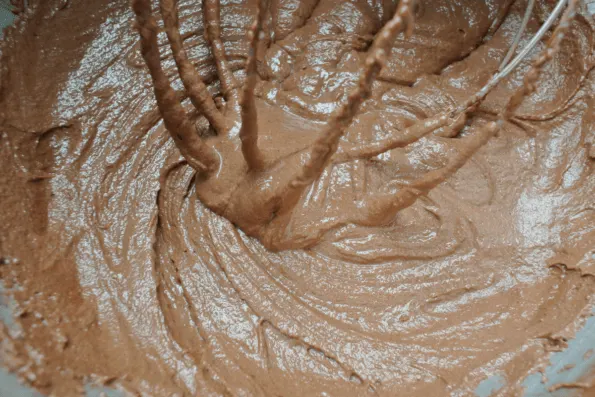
<box><xmin>1</xmin><ymin>0</ymin><xmax>594</xmax><ymax>396</ymax></box>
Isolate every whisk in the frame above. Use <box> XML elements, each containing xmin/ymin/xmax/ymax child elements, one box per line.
<box><xmin>454</xmin><ymin>0</ymin><xmax>576</xmax><ymax>116</ymax></box>
<box><xmin>131</xmin><ymin>0</ymin><xmax>581</xmax><ymax>250</ymax></box>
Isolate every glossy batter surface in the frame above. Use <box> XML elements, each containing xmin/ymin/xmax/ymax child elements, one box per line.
<box><xmin>1</xmin><ymin>0</ymin><xmax>594</xmax><ymax>396</ymax></box>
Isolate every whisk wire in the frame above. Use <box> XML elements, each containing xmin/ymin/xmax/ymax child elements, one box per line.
<box><xmin>499</xmin><ymin>0</ymin><xmax>536</xmax><ymax>71</ymax></box>
<box><xmin>454</xmin><ymin>0</ymin><xmax>571</xmax><ymax>115</ymax></box>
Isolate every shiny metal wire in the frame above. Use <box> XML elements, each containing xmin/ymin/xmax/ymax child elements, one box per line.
<box><xmin>453</xmin><ymin>0</ymin><xmax>573</xmax><ymax>115</ymax></box>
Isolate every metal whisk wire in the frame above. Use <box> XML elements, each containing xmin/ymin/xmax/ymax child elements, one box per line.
<box><xmin>499</xmin><ymin>0</ymin><xmax>536</xmax><ymax>70</ymax></box>
<box><xmin>453</xmin><ymin>0</ymin><xmax>572</xmax><ymax>116</ymax></box>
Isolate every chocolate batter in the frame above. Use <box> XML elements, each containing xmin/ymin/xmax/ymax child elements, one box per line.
<box><xmin>0</xmin><ymin>0</ymin><xmax>594</xmax><ymax>396</ymax></box>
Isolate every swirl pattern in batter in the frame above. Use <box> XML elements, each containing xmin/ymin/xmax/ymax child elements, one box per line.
<box><xmin>0</xmin><ymin>0</ymin><xmax>594</xmax><ymax>396</ymax></box>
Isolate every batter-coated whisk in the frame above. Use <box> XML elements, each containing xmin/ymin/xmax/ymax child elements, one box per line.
<box><xmin>131</xmin><ymin>0</ymin><xmax>581</xmax><ymax>250</ymax></box>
